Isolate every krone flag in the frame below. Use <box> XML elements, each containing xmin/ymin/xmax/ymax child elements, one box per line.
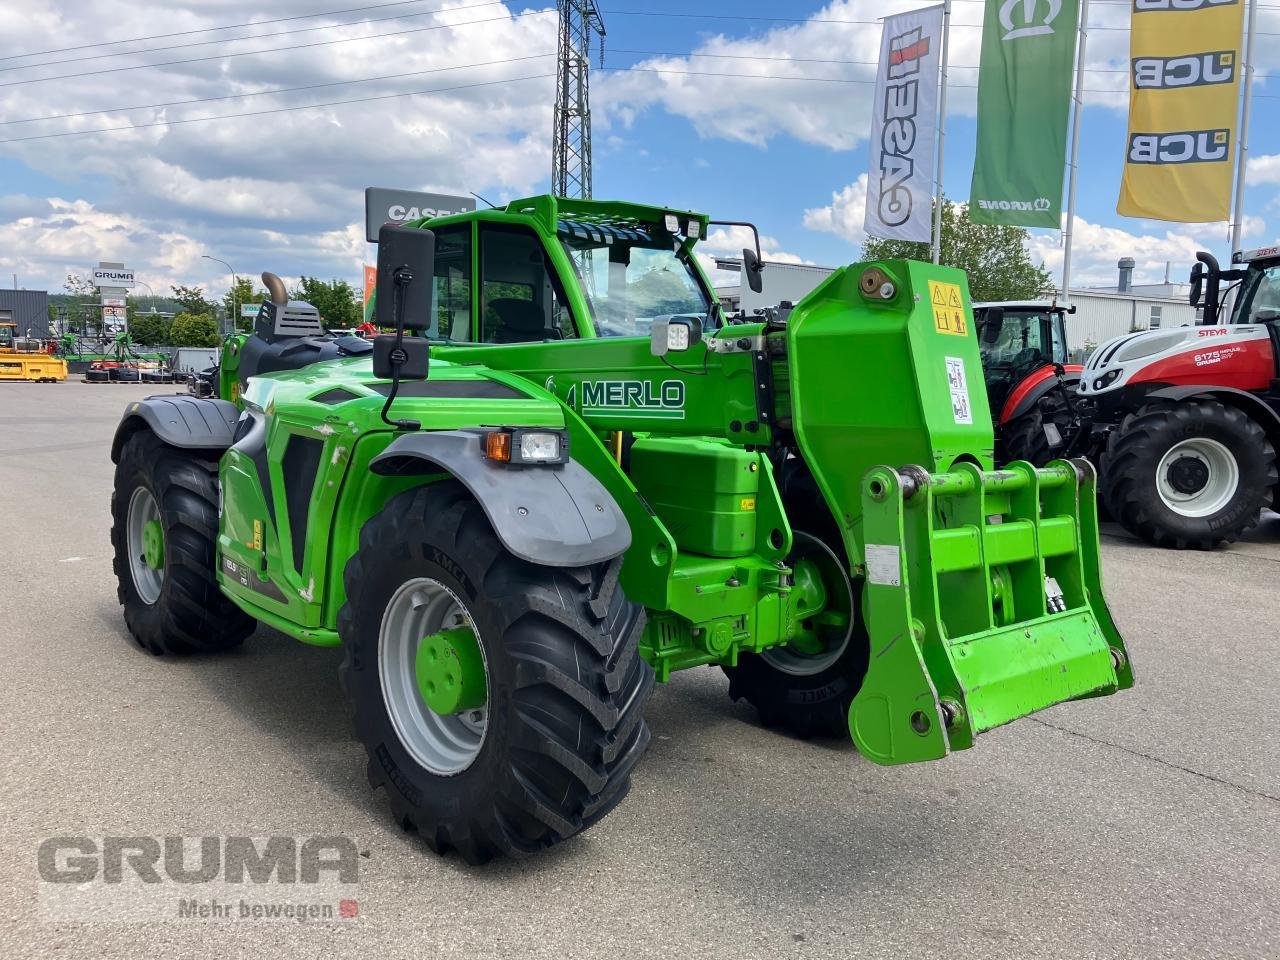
<box><xmin>864</xmin><ymin>5</ymin><xmax>946</xmax><ymax>243</ymax></box>
<box><xmin>1117</xmin><ymin>0</ymin><xmax>1245</xmax><ymax>222</ymax></box>
<box><xmin>969</xmin><ymin>0</ymin><xmax>1081</xmax><ymax>227</ymax></box>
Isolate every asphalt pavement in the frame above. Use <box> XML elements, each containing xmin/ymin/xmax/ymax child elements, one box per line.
<box><xmin>1</xmin><ymin>381</ymin><xmax>1277</xmax><ymax>959</ymax></box>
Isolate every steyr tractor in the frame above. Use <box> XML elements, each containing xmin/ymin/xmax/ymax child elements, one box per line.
<box><xmin>109</xmin><ymin>196</ymin><xmax>1132</xmax><ymax>863</ymax></box>
<box><xmin>1052</xmin><ymin>247</ymin><xmax>1280</xmax><ymax>549</ymax></box>
<box><xmin>974</xmin><ymin>301</ymin><xmax>1080</xmax><ymax>466</ymax></box>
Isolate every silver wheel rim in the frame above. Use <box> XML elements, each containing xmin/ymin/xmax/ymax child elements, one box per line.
<box><xmin>761</xmin><ymin>532</ymin><xmax>854</xmax><ymax>677</ymax></box>
<box><xmin>1156</xmin><ymin>437</ymin><xmax>1239</xmax><ymax>518</ymax></box>
<box><xmin>126</xmin><ymin>486</ymin><xmax>164</xmax><ymax>605</ymax></box>
<box><xmin>378</xmin><ymin>577</ymin><xmax>488</xmax><ymax>776</ymax></box>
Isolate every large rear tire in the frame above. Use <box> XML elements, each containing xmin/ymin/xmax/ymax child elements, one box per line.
<box><xmin>339</xmin><ymin>482</ymin><xmax>653</xmax><ymax>864</ymax></box>
<box><xmin>1103</xmin><ymin>400</ymin><xmax>1276</xmax><ymax>549</ymax></box>
<box><xmin>1001</xmin><ymin>391</ymin><xmax>1074</xmax><ymax>467</ymax></box>
<box><xmin>722</xmin><ymin>468</ymin><xmax>870</xmax><ymax>739</ymax></box>
<box><xmin>110</xmin><ymin>430</ymin><xmax>254</xmax><ymax>654</ymax></box>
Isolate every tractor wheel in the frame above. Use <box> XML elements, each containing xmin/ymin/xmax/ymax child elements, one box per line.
<box><xmin>723</xmin><ymin>530</ymin><xmax>869</xmax><ymax>739</ymax></box>
<box><xmin>1001</xmin><ymin>393</ymin><xmax>1073</xmax><ymax>467</ymax></box>
<box><xmin>1103</xmin><ymin>400</ymin><xmax>1277</xmax><ymax>549</ymax></box>
<box><xmin>110</xmin><ymin>430</ymin><xmax>255</xmax><ymax>654</ymax></box>
<box><xmin>338</xmin><ymin>481</ymin><xmax>653</xmax><ymax>864</ymax></box>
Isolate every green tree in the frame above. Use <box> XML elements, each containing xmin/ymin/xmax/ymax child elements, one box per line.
<box><xmin>861</xmin><ymin>199</ymin><xmax>1053</xmax><ymax>303</ymax></box>
<box><xmin>222</xmin><ymin>277</ymin><xmax>266</xmax><ymax>332</ymax></box>
<box><xmin>292</xmin><ymin>277</ymin><xmax>359</xmax><ymax>329</ymax></box>
<box><xmin>170</xmin><ymin>284</ymin><xmax>216</xmax><ymax>318</ymax></box>
<box><xmin>63</xmin><ymin>274</ymin><xmax>99</xmax><ymax>335</ymax></box>
<box><xmin>128</xmin><ymin>313</ymin><xmax>172</xmax><ymax>346</ymax></box>
<box><xmin>168</xmin><ymin>312</ymin><xmax>220</xmax><ymax>348</ymax></box>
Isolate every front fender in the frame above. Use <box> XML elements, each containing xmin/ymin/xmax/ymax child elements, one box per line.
<box><xmin>370</xmin><ymin>429</ymin><xmax>631</xmax><ymax>567</ymax></box>
<box><xmin>110</xmin><ymin>396</ymin><xmax>239</xmax><ymax>463</ymax></box>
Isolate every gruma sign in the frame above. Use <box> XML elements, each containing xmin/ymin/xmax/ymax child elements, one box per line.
<box><xmin>92</xmin><ymin>267</ymin><xmax>135</xmax><ymax>287</ymax></box>
<box><xmin>364</xmin><ymin>187</ymin><xmax>475</xmax><ymax>242</ymax></box>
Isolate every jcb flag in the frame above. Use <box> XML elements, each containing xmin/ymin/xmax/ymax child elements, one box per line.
<box><xmin>1117</xmin><ymin>0</ymin><xmax>1245</xmax><ymax>222</ymax></box>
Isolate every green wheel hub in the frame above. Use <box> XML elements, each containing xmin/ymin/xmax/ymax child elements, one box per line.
<box><xmin>141</xmin><ymin>518</ymin><xmax>165</xmax><ymax>571</ymax></box>
<box><xmin>415</xmin><ymin>626</ymin><xmax>487</xmax><ymax>716</ymax></box>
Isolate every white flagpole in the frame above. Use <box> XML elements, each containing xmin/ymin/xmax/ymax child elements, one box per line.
<box><xmin>931</xmin><ymin>0</ymin><xmax>952</xmax><ymax>264</ymax></box>
<box><xmin>1230</xmin><ymin>0</ymin><xmax>1258</xmax><ymax>254</ymax></box>
<box><xmin>1060</xmin><ymin>0</ymin><xmax>1090</xmax><ymax>302</ymax></box>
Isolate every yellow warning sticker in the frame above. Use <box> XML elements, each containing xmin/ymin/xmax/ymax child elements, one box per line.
<box><xmin>251</xmin><ymin>519</ymin><xmax>263</xmax><ymax>551</ymax></box>
<box><xmin>927</xmin><ymin>280</ymin><xmax>968</xmax><ymax>336</ymax></box>
<box><xmin>740</xmin><ymin>497</ymin><xmax>757</xmax><ymax>511</ymax></box>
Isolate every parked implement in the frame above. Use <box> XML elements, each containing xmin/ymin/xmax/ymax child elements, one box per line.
<box><xmin>1066</xmin><ymin>248</ymin><xmax>1280</xmax><ymax>548</ymax></box>
<box><xmin>0</xmin><ymin>322</ymin><xmax>67</xmax><ymax>382</ymax></box>
<box><xmin>110</xmin><ymin>196</ymin><xmax>1132</xmax><ymax>863</ymax></box>
<box><xmin>975</xmin><ymin>301</ymin><xmax>1081</xmax><ymax>466</ymax></box>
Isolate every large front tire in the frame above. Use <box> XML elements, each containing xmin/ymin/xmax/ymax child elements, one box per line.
<box><xmin>110</xmin><ymin>430</ymin><xmax>254</xmax><ymax>654</ymax></box>
<box><xmin>1103</xmin><ymin>400</ymin><xmax>1277</xmax><ymax>549</ymax></box>
<box><xmin>339</xmin><ymin>482</ymin><xmax>653</xmax><ymax>864</ymax></box>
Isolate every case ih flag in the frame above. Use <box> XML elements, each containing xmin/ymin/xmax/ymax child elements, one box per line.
<box><xmin>864</xmin><ymin>4</ymin><xmax>946</xmax><ymax>243</ymax></box>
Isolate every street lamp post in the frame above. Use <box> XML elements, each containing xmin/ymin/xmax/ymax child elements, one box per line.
<box><xmin>134</xmin><ymin>280</ymin><xmax>156</xmax><ymax>313</ymax></box>
<box><xmin>202</xmin><ymin>255</ymin><xmax>238</xmax><ymax>335</ymax></box>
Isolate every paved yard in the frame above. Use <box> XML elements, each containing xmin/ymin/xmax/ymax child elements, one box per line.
<box><xmin>1</xmin><ymin>381</ymin><xmax>1277</xmax><ymax>959</ymax></box>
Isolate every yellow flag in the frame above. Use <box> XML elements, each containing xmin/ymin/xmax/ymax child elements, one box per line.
<box><xmin>1117</xmin><ymin>0</ymin><xmax>1245</xmax><ymax>222</ymax></box>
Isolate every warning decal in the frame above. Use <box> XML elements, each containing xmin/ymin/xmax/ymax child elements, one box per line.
<box><xmin>927</xmin><ymin>280</ymin><xmax>967</xmax><ymax>336</ymax></box>
<box><xmin>945</xmin><ymin>356</ymin><xmax>973</xmax><ymax>425</ymax></box>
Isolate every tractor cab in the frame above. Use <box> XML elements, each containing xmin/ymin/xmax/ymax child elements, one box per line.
<box><xmin>974</xmin><ymin>301</ymin><xmax>1073</xmax><ymax>422</ymax></box>
<box><xmin>0</xmin><ymin>322</ymin><xmax>15</xmax><ymax>352</ymax></box>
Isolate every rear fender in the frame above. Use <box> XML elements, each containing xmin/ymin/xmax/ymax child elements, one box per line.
<box><xmin>111</xmin><ymin>396</ymin><xmax>239</xmax><ymax>462</ymax></box>
<box><xmin>371</xmin><ymin>429</ymin><xmax>631</xmax><ymax>567</ymax></box>
<box><xmin>1000</xmin><ymin>365</ymin><xmax>1082</xmax><ymax>424</ymax></box>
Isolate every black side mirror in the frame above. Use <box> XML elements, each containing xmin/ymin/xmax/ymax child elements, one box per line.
<box><xmin>743</xmin><ymin>247</ymin><xmax>764</xmax><ymax>294</ymax></box>
<box><xmin>374</xmin><ymin>225</ymin><xmax>436</xmax><ymax>430</ymax></box>
<box><xmin>373</xmin><ymin>336</ymin><xmax>430</xmax><ymax>380</ymax></box>
<box><xmin>376</xmin><ymin>225</ymin><xmax>436</xmax><ymax>331</ymax></box>
<box><xmin>980</xmin><ymin>306</ymin><xmax>1004</xmax><ymax>345</ymax></box>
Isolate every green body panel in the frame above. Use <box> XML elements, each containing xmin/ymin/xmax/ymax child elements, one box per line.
<box><xmin>629</xmin><ymin>437</ymin><xmax>761</xmax><ymax>558</ymax></box>
<box><xmin>200</xmin><ymin>194</ymin><xmax>1130</xmax><ymax>767</ymax></box>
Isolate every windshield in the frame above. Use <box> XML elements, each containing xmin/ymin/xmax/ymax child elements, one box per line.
<box><xmin>559</xmin><ymin>226</ymin><xmax>713</xmax><ymax>337</ymax></box>
<box><xmin>980</xmin><ymin>311</ymin><xmax>1063</xmax><ymax>367</ymax></box>
<box><xmin>1236</xmin><ymin>263</ymin><xmax>1280</xmax><ymax>323</ymax></box>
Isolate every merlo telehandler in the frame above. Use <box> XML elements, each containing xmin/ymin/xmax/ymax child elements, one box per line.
<box><xmin>110</xmin><ymin>196</ymin><xmax>1132</xmax><ymax>863</ymax></box>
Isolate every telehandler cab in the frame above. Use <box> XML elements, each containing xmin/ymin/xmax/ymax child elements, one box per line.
<box><xmin>110</xmin><ymin>196</ymin><xmax>1132</xmax><ymax>863</ymax></box>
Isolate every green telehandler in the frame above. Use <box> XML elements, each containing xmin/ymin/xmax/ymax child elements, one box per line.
<box><xmin>109</xmin><ymin>195</ymin><xmax>1132</xmax><ymax>863</ymax></box>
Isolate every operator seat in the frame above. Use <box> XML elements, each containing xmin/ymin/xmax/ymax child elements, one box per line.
<box><xmin>489</xmin><ymin>298</ymin><xmax>562</xmax><ymax>343</ymax></box>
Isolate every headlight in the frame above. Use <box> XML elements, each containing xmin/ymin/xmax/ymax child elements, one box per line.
<box><xmin>519</xmin><ymin>431</ymin><xmax>561</xmax><ymax>462</ymax></box>
<box><xmin>484</xmin><ymin>428</ymin><xmax>569</xmax><ymax>465</ymax></box>
<box><xmin>1093</xmin><ymin>369</ymin><xmax>1122</xmax><ymax>391</ymax></box>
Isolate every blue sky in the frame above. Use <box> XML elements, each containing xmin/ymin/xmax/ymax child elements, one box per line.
<box><xmin>0</xmin><ymin>0</ymin><xmax>1276</xmax><ymax>298</ymax></box>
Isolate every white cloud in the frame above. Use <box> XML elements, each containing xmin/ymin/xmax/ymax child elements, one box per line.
<box><xmin>0</xmin><ymin>1</ymin><xmax>562</xmax><ymax>289</ymax></box>
<box><xmin>801</xmin><ymin>174</ymin><xmax>869</xmax><ymax>247</ymax></box>
<box><xmin>1028</xmin><ymin>218</ymin><xmax>1224</xmax><ymax>288</ymax></box>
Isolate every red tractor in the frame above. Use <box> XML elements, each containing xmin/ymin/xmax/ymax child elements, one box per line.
<box><xmin>974</xmin><ymin>301</ymin><xmax>1082</xmax><ymax>466</ymax></box>
<box><xmin>1065</xmin><ymin>247</ymin><xmax>1280</xmax><ymax>548</ymax></box>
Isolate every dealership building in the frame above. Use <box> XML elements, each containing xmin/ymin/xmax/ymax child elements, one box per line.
<box><xmin>0</xmin><ymin>289</ymin><xmax>50</xmax><ymax>340</ymax></box>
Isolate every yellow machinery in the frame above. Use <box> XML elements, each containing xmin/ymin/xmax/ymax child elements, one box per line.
<box><xmin>0</xmin><ymin>322</ymin><xmax>67</xmax><ymax>382</ymax></box>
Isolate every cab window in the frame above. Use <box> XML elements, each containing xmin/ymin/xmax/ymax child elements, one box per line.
<box><xmin>479</xmin><ymin>226</ymin><xmax>577</xmax><ymax>343</ymax></box>
<box><xmin>427</xmin><ymin>224</ymin><xmax>472</xmax><ymax>342</ymax></box>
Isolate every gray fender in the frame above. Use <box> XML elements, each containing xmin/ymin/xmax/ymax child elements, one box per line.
<box><xmin>1141</xmin><ymin>383</ymin><xmax>1280</xmax><ymax>456</ymax></box>
<box><xmin>110</xmin><ymin>396</ymin><xmax>240</xmax><ymax>463</ymax></box>
<box><xmin>371</xmin><ymin>430</ymin><xmax>631</xmax><ymax>567</ymax></box>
